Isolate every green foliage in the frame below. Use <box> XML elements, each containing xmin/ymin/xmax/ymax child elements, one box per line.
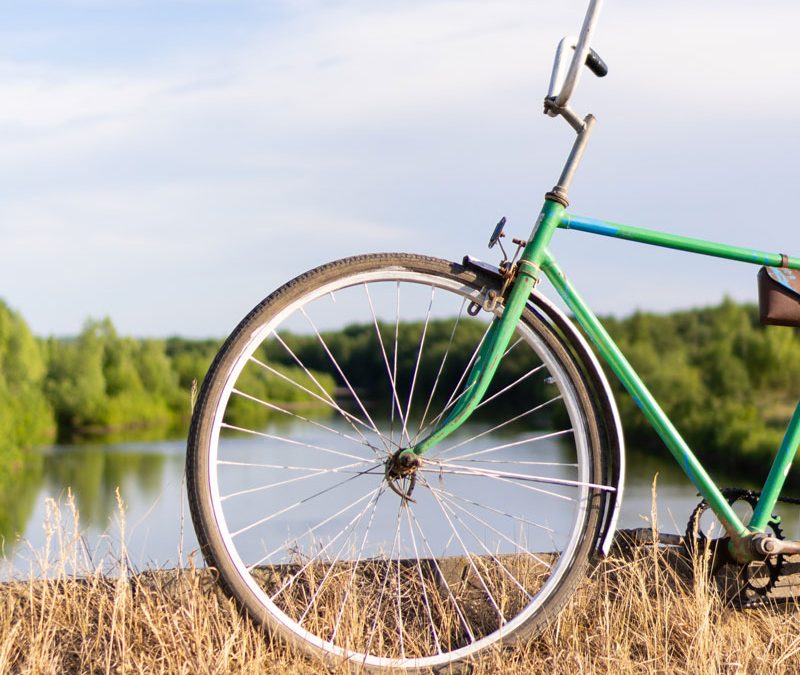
<box><xmin>3</xmin><ymin>294</ymin><xmax>800</xmax><ymax>484</ymax></box>
<box><xmin>40</xmin><ymin>320</ymin><xmax>336</xmax><ymax>440</ymax></box>
<box><xmin>267</xmin><ymin>299</ymin><xmax>800</xmax><ymax>471</ymax></box>
<box><xmin>43</xmin><ymin>319</ymin><xmax>176</xmax><ymax>435</ymax></box>
<box><xmin>165</xmin><ymin>337</ymin><xmax>220</xmax><ymax>393</ymax></box>
<box><xmin>0</xmin><ymin>301</ymin><xmax>55</xmax><ymax>460</ymax></box>
<box><xmin>0</xmin><ymin>301</ymin><xmax>54</xmax><ymax>545</ymax></box>
<box><xmin>603</xmin><ymin>299</ymin><xmax>800</xmax><ymax>467</ymax></box>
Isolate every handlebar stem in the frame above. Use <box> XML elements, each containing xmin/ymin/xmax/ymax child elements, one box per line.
<box><xmin>547</xmin><ymin>114</ymin><xmax>596</xmax><ymax>206</ymax></box>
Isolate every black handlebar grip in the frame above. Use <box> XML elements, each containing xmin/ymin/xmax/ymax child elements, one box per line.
<box><xmin>585</xmin><ymin>48</ymin><xmax>608</xmax><ymax>78</ymax></box>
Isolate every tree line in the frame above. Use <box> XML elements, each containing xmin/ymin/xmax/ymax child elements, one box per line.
<box><xmin>265</xmin><ymin>299</ymin><xmax>800</xmax><ymax>473</ymax></box>
<box><xmin>0</xmin><ymin>302</ymin><xmax>336</xmax><ymax>468</ymax></box>
<box><xmin>2</xmin><ymin>297</ymin><xmax>800</xmax><ymax>477</ymax></box>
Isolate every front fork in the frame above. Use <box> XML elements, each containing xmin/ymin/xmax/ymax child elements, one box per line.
<box><xmin>397</xmin><ymin>199</ymin><xmax>565</xmax><ymax>461</ymax></box>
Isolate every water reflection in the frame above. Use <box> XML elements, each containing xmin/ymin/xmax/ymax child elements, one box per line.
<box><xmin>2</xmin><ymin>418</ymin><xmax>796</xmax><ymax>577</ymax></box>
<box><xmin>42</xmin><ymin>444</ymin><xmax>167</xmax><ymax>528</ymax></box>
<box><xmin>0</xmin><ymin>439</ymin><xmax>192</xmax><ymax>576</ymax></box>
<box><xmin>0</xmin><ymin>454</ymin><xmax>44</xmax><ymax>549</ymax></box>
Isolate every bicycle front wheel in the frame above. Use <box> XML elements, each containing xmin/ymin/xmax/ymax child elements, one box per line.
<box><xmin>187</xmin><ymin>253</ymin><xmax>609</xmax><ymax>671</ymax></box>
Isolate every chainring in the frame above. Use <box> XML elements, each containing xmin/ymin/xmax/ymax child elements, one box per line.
<box><xmin>685</xmin><ymin>488</ymin><xmax>785</xmax><ymax>597</ymax></box>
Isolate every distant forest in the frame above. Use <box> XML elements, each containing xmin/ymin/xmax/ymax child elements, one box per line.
<box><xmin>0</xmin><ymin>303</ymin><xmax>337</xmax><ymax>470</ymax></box>
<box><xmin>2</xmin><ymin>297</ymin><xmax>800</xmax><ymax>476</ymax></box>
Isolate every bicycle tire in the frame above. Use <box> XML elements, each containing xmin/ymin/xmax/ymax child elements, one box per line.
<box><xmin>187</xmin><ymin>253</ymin><xmax>610</xmax><ymax>672</ymax></box>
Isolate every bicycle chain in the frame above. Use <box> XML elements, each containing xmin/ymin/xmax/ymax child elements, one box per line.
<box><xmin>685</xmin><ymin>488</ymin><xmax>786</xmax><ymax>597</ymax></box>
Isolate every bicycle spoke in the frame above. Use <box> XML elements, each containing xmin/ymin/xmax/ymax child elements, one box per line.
<box><xmin>247</xmin><ymin>357</ymin><xmax>381</xmax><ymax>451</ymax></box>
<box><xmin>440</xmin><ymin>428</ymin><xmax>574</xmax><ymax>462</ymax></box>
<box><xmin>473</xmin><ymin>364</ymin><xmax>546</xmax><ymax>411</ymax></box>
<box><xmin>220</xmin><ymin>422</ymin><xmax>370</xmax><ymax>463</ymax></box>
<box><xmin>425</xmin><ymin>460</ymin><xmax>614</xmax><ymax>493</ymax></box>
<box><xmin>420</xmin><ymin>463</ymin><xmax>574</xmax><ymax>503</ymax></box>
<box><xmin>426</xmin><ymin>483</ymin><xmax>556</xmax><ymax>537</ymax></box>
<box><xmin>217</xmin><ymin>459</ymin><xmax>373</xmax><ymax>471</ymax></box>
<box><xmin>425</xmin><ymin>481</ymin><xmax>555</xmax><ymax>569</ymax></box>
<box><xmin>403</xmin><ymin>504</ymin><xmax>442</xmax><ymax>655</ymax></box>
<box><xmin>391</xmin><ymin>281</ymin><xmax>401</xmax><ymax>449</ymax></box>
<box><xmin>400</xmin><ymin>286</ymin><xmax>435</xmax><ymax>446</ymax></box>
<box><xmin>254</xmin><ymin>483</ymin><xmax>381</xmax><ymax>575</ymax></box>
<box><xmin>231</xmin><ymin>388</ymin><xmax>379</xmax><ymax>451</ymax></box>
<box><xmin>300</xmin><ymin>306</ymin><xmax>391</xmax><ymax>454</ymax></box>
<box><xmin>455</xmin><ymin>459</ymin><xmax>577</xmax><ymax>467</ymax></box>
<box><xmin>296</xmin><ymin>486</ymin><xmax>383</xmax><ymax>628</ymax></box>
<box><xmin>395</xmin><ymin>513</ymin><xmax>406</xmax><ymax>658</ymax></box>
<box><xmin>220</xmin><ymin>459</ymin><xmax>370</xmax><ymax>501</ymax></box>
<box><xmin>416</xmin><ymin>327</ymin><xmax>529</xmax><ymax>441</ymax></box>
<box><xmin>364</xmin><ymin>501</ymin><xmax>404</xmax><ymax>659</ymax></box>
<box><xmin>425</xmin><ymin>482</ymin><xmax>506</xmax><ymax>624</ymax></box>
<box><xmin>435</xmin><ymin>492</ymin><xmax>532</xmax><ymax>601</ymax></box>
<box><xmin>267</xmin><ymin>486</ymin><xmax>383</xmax><ymax>599</ymax></box>
<box><xmin>433</xmin><ymin>395</ymin><xmax>564</xmax><ymax>457</ymax></box>
<box><xmin>271</xmin><ymin>331</ymin><xmax>340</xmax><ymax>403</ymax></box>
<box><xmin>414</xmin><ymin>297</ymin><xmax>468</xmax><ymax>442</ymax></box>
<box><xmin>406</xmin><ymin>505</ymin><xmax>476</xmax><ymax>644</ymax></box>
<box><xmin>270</xmin><ymin>332</ymin><xmax>383</xmax><ymax>451</ymax></box>
<box><xmin>418</xmin><ymin>320</ymin><xmax>493</xmax><ymax>438</ymax></box>
<box><xmin>364</xmin><ymin>283</ymin><xmax>409</xmax><ymax>444</ymax></box>
<box><xmin>330</xmin><ymin>485</ymin><xmax>386</xmax><ymax>643</ymax></box>
<box><xmin>233</xmin><ymin>464</ymin><xmax>381</xmax><ymax>541</ymax></box>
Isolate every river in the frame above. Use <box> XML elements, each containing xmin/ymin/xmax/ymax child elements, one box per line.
<box><xmin>1</xmin><ymin>417</ymin><xmax>796</xmax><ymax>578</ymax></box>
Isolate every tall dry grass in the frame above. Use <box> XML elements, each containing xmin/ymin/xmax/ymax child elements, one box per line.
<box><xmin>3</xmin><ymin>494</ymin><xmax>800</xmax><ymax>674</ymax></box>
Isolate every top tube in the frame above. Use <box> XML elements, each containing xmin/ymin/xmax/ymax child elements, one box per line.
<box><xmin>560</xmin><ymin>213</ymin><xmax>800</xmax><ymax>270</ymax></box>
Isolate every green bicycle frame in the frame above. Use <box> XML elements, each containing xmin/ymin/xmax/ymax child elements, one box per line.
<box><xmin>405</xmin><ymin>200</ymin><xmax>800</xmax><ymax>554</ymax></box>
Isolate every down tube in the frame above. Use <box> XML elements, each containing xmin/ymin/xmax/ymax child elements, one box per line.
<box><xmin>540</xmin><ymin>252</ymin><xmax>749</xmax><ymax>538</ymax></box>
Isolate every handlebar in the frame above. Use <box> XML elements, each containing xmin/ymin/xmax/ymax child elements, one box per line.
<box><xmin>585</xmin><ymin>48</ymin><xmax>608</xmax><ymax>78</ymax></box>
<box><xmin>541</xmin><ymin>0</ymin><xmax>607</xmax><ymax>205</ymax></box>
<box><xmin>544</xmin><ymin>0</ymin><xmax>606</xmax><ymax>121</ymax></box>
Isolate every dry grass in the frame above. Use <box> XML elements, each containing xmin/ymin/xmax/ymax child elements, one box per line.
<box><xmin>4</xmin><ymin>497</ymin><xmax>800</xmax><ymax>674</ymax></box>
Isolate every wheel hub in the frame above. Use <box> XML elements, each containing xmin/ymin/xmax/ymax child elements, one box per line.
<box><xmin>385</xmin><ymin>449</ymin><xmax>421</xmax><ymax>502</ymax></box>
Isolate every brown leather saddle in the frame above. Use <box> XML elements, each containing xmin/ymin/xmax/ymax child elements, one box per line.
<box><xmin>758</xmin><ymin>264</ymin><xmax>800</xmax><ymax>327</ymax></box>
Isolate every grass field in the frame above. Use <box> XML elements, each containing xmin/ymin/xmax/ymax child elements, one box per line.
<box><xmin>3</xmin><ymin>495</ymin><xmax>800</xmax><ymax>674</ymax></box>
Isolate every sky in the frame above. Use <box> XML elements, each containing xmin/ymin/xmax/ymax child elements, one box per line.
<box><xmin>1</xmin><ymin>0</ymin><xmax>799</xmax><ymax>337</ymax></box>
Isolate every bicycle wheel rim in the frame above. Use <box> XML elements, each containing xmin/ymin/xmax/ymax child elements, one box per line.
<box><xmin>190</xmin><ymin>255</ymin><xmax>605</xmax><ymax>671</ymax></box>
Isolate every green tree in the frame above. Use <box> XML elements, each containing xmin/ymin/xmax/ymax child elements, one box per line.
<box><xmin>0</xmin><ymin>301</ymin><xmax>55</xmax><ymax>458</ymax></box>
<box><xmin>0</xmin><ymin>301</ymin><xmax>53</xmax><ymax>546</ymax></box>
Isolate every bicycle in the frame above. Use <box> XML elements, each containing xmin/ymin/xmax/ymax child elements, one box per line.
<box><xmin>185</xmin><ymin>0</ymin><xmax>800</xmax><ymax>671</ymax></box>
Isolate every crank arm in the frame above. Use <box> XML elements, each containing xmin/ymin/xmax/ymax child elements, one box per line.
<box><xmin>751</xmin><ymin>533</ymin><xmax>800</xmax><ymax>557</ymax></box>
